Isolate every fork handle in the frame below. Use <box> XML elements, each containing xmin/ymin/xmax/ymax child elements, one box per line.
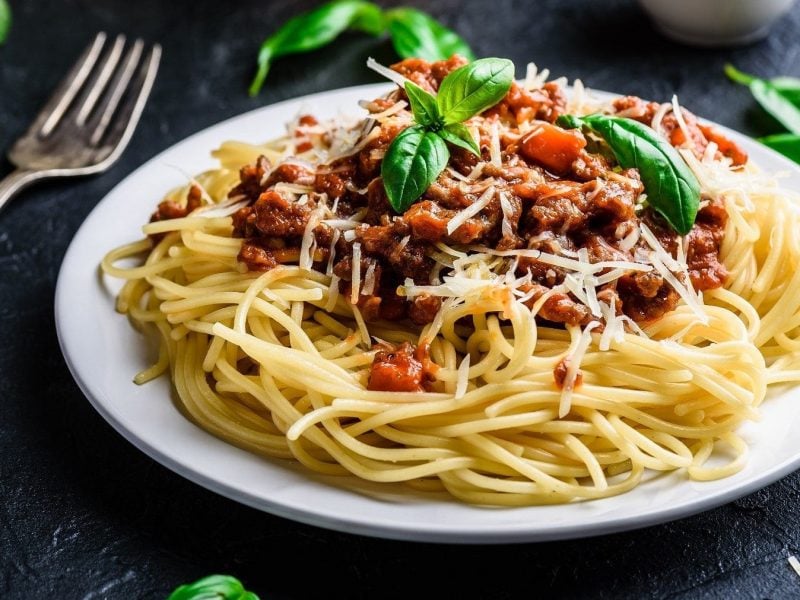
<box><xmin>0</xmin><ymin>169</ymin><xmax>47</xmax><ymax>214</ymax></box>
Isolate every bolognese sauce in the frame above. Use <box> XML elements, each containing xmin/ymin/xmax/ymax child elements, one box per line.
<box><xmin>201</xmin><ymin>57</ymin><xmax>745</xmax><ymax>392</ymax></box>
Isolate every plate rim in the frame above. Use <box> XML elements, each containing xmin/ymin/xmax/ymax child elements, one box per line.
<box><xmin>55</xmin><ymin>82</ymin><xmax>800</xmax><ymax>544</ymax></box>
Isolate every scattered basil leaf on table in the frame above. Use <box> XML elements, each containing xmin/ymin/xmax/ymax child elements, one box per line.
<box><xmin>385</xmin><ymin>7</ymin><xmax>475</xmax><ymax>62</ymax></box>
<box><xmin>167</xmin><ymin>574</ymin><xmax>259</xmax><ymax>600</ymax></box>
<box><xmin>759</xmin><ymin>133</ymin><xmax>800</xmax><ymax>163</ymax></box>
<box><xmin>249</xmin><ymin>1</ymin><xmax>474</xmax><ymax>96</ymax></box>
<box><xmin>557</xmin><ymin>114</ymin><xmax>701</xmax><ymax>235</ymax></box>
<box><xmin>725</xmin><ymin>64</ymin><xmax>800</xmax><ymax>105</ymax></box>
<box><xmin>724</xmin><ymin>64</ymin><xmax>800</xmax><ymax>135</ymax></box>
<box><xmin>382</xmin><ymin>57</ymin><xmax>514</xmax><ymax>212</ymax></box>
<box><xmin>249</xmin><ymin>0</ymin><xmax>384</xmax><ymax>96</ymax></box>
<box><xmin>0</xmin><ymin>0</ymin><xmax>11</xmax><ymax>45</ymax></box>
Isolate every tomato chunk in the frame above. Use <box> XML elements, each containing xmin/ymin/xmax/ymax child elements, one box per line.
<box><xmin>699</xmin><ymin>124</ymin><xmax>748</xmax><ymax>166</ymax></box>
<box><xmin>368</xmin><ymin>342</ymin><xmax>425</xmax><ymax>392</ymax></box>
<box><xmin>520</xmin><ymin>122</ymin><xmax>587</xmax><ymax>173</ymax></box>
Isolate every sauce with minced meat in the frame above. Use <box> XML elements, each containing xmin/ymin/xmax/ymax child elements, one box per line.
<box><xmin>181</xmin><ymin>56</ymin><xmax>745</xmax><ymax>392</ymax></box>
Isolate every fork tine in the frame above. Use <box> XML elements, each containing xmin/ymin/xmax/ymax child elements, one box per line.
<box><xmin>89</xmin><ymin>39</ymin><xmax>145</xmax><ymax>147</ymax></box>
<box><xmin>36</xmin><ymin>32</ymin><xmax>107</xmax><ymax>137</ymax></box>
<box><xmin>75</xmin><ymin>34</ymin><xmax>127</xmax><ymax>126</ymax></box>
<box><xmin>91</xmin><ymin>43</ymin><xmax>161</xmax><ymax>151</ymax></box>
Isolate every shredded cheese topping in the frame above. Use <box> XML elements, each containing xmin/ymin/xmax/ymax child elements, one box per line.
<box><xmin>446</xmin><ymin>186</ymin><xmax>496</xmax><ymax>235</ymax></box>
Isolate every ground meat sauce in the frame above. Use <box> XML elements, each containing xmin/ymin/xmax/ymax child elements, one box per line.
<box><xmin>553</xmin><ymin>355</ymin><xmax>583</xmax><ymax>390</ymax></box>
<box><xmin>219</xmin><ymin>56</ymin><xmax>743</xmax><ymax>393</ymax></box>
<box><xmin>149</xmin><ymin>184</ymin><xmax>203</xmax><ymax>241</ymax></box>
<box><xmin>367</xmin><ymin>341</ymin><xmax>437</xmax><ymax>392</ymax></box>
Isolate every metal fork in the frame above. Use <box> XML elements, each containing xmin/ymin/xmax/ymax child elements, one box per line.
<box><xmin>0</xmin><ymin>32</ymin><xmax>161</xmax><ymax>213</ymax></box>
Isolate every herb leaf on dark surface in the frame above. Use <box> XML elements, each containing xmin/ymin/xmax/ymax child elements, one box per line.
<box><xmin>385</xmin><ymin>7</ymin><xmax>474</xmax><ymax>62</ymax></box>
<box><xmin>0</xmin><ymin>0</ymin><xmax>11</xmax><ymax>44</ymax></box>
<box><xmin>725</xmin><ymin>64</ymin><xmax>800</xmax><ymax>135</ymax></box>
<box><xmin>759</xmin><ymin>133</ymin><xmax>800</xmax><ymax>163</ymax></box>
<box><xmin>167</xmin><ymin>574</ymin><xmax>260</xmax><ymax>600</ymax></box>
<box><xmin>250</xmin><ymin>2</ymin><xmax>475</xmax><ymax>95</ymax></box>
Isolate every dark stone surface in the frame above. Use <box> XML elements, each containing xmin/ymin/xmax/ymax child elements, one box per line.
<box><xmin>2</xmin><ymin>0</ymin><xmax>800</xmax><ymax>598</ymax></box>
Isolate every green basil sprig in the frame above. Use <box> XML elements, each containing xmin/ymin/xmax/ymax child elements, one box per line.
<box><xmin>249</xmin><ymin>1</ymin><xmax>473</xmax><ymax>96</ymax></box>
<box><xmin>0</xmin><ymin>0</ymin><xmax>11</xmax><ymax>45</ymax></box>
<box><xmin>167</xmin><ymin>574</ymin><xmax>259</xmax><ymax>600</ymax></box>
<box><xmin>759</xmin><ymin>133</ymin><xmax>800</xmax><ymax>164</ymax></box>
<box><xmin>382</xmin><ymin>57</ymin><xmax>514</xmax><ymax>213</ymax></box>
<box><xmin>557</xmin><ymin>114</ymin><xmax>701</xmax><ymax>235</ymax></box>
<box><xmin>724</xmin><ymin>64</ymin><xmax>800</xmax><ymax>135</ymax></box>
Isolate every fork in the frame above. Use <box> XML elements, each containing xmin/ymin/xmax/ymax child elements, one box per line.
<box><xmin>0</xmin><ymin>32</ymin><xmax>161</xmax><ymax>213</ymax></box>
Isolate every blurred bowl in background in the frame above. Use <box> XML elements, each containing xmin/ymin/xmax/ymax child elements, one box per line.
<box><xmin>638</xmin><ymin>0</ymin><xmax>797</xmax><ymax>46</ymax></box>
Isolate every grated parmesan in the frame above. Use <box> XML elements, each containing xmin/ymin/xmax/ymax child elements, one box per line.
<box><xmin>559</xmin><ymin>322</ymin><xmax>600</xmax><ymax>418</ymax></box>
<box><xmin>362</xmin><ymin>260</ymin><xmax>377</xmax><ymax>296</ymax></box>
<box><xmin>325</xmin><ymin>274</ymin><xmax>341</xmax><ymax>312</ymax></box>
<box><xmin>489</xmin><ymin>121</ymin><xmax>502</xmax><ymax>167</ymax></box>
<box><xmin>350</xmin><ymin>242</ymin><xmax>362</xmax><ymax>304</ymax></box>
<box><xmin>446</xmin><ymin>186</ymin><xmax>496</xmax><ymax>235</ymax></box>
<box><xmin>671</xmin><ymin>95</ymin><xmax>693</xmax><ymax>148</ymax></box>
<box><xmin>366</xmin><ymin>57</ymin><xmax>412</xmax><ymax>88</ymax></box>
<box><xmin>455</xmin><ymin>354</ymin><xmax>471</xmax><ymax>399</ymax></box>
<box><xmin>498</xmin><ymin>191</ymin><xmax>514</xmax><ymax>238</ymax></box>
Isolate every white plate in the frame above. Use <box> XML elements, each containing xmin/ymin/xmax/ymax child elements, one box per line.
<box><xmin>56</xmin><ymin>83</ymin><xmax>800</xmax><ymax>544</ymax></box>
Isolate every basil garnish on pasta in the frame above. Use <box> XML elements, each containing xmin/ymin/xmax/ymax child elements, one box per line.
<box><xmin>557</xmin><ymin>113</ymin><xmax>701</xmax><ymax>235</ymax></box>
<box><xmin>382</xmin><ymin>125</ymin><xmax>450</xmax><ymax>212</ymax></box>
<box><xmin>382</xmin><ymin>57</ymin><xmax>513</xmax><ymax>212</ymax></box>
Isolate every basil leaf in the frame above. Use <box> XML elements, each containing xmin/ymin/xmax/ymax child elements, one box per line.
<box><xmin>759</xmin><ymin>133</ymin><xmax>800</xmax><ymax>164</ymax></box>
<box><xmin>404</xmin><ymin>81</ymin><xmax>442</xmax><ymax>129</ymax></box>
<box><xmin>167</xmin><ymin>574</ymin><xmax>259</xmax><ymax>600</ymax></box>
<box><xmin>725</xmin><ymin>64</ymin><xmax>800</xmax><ymax>134</ymax></box>
<box><xmin>555</xmin><ymin>114</ymin><xmax>584</xmax><ymax>130</ymax></box>
<box><xmin>385</xmin><ymin>8</ymin><xmax>475</xmax><ymax>62</ymax></box>
<box><xmin>726</xmin><ymin>65</ymin><xmax>800</xmax><ymax>103</ymax></box>
<box><xmin>437</xmin><ymin>58</ymin><xmax>514</xmax><ymax>125</ymax></box>
<box><xmin>438</xmin><ymin>123</ymin><xmax>480</xmax><ymax>156</ymax></box>
<box><xmin>559</xmin><ymin>114</ymin><xmax>701</xmax><ymax>235</ymax></box>
<box><xmin>382</xmin><ymin>125</ymin><xmax>449</xmax><ymax>213</ymax></box>
<box><xmin>0</xmin><ymin>0</ymin><xmax>10</xmax><ymax>45</ymax></box>
<box><xmin>750</xmin><ymin>79</ymin><xmax>800</xmax><ymax>135</ymax></box>
<box><xmin>769</xmin><ymin>77</ymin><xmax>800</xmax><ymax>105</ymax></box>
<box><xmin>249</xmin><ymin>1</ymin><xmax>384</xmax><ymax>96</ymax></box>
<box><xmin>723</xmin><ymin>64</ymin><xmax>756</xmax><ymax>86</ymax></box>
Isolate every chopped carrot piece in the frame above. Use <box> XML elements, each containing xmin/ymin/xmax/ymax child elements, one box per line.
<box><xmin>520</xmin><ymin>122</ymin><xmax>587</xmax><ymax>173</ymax></box>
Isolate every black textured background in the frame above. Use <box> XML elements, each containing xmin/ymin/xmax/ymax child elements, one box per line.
<box><xmin>2</xmin><ymin>1</ymin><xmax>800</xmax><ymax>598</ymax></box>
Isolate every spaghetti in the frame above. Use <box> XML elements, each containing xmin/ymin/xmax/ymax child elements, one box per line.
<box><xmin>102</xmin><ymin>58</ymin><xmax>800</xmax><ymax>506</ymax></box>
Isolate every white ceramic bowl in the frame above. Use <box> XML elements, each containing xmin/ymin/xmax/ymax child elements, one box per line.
<box><xmin>638</xmin><ymin>0</ymin><xmax>797</xmax><ymax>46</ymax></box>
